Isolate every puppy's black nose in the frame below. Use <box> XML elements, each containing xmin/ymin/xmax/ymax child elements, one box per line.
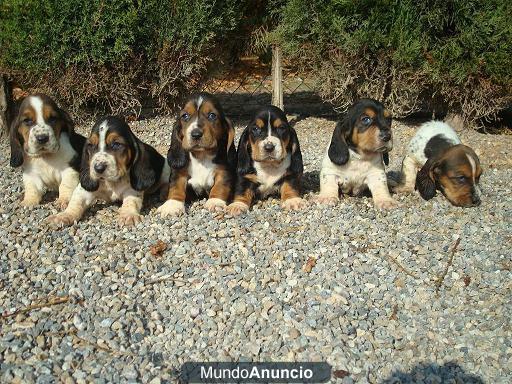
<box><xmin>264</xmin><ymin>142</ymin><xmax>275</xmax><ymax>152</ymax></box>
<box><xmin>191</xmin><ymin>129</ymin><xmax>203</xmax><ymax>140</ymax></box>
<box><xmin>35</xmin><ymin>134</ymin><xmax>49</xmax><ymax>144</ymax></box>
<box><xmin>380</xmin><ymin>131</ymin><xmax>392</xmax><ymax>142</ymax></box>
<box><xmin>94</xmin><ymin>163</ymin><xmax>107</xmax><ymax>174</ymax></box>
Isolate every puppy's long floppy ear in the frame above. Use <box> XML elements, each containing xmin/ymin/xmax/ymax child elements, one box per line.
<box><xmin>79</xmin><ymin>144</ymin><xmax>99</xmax><ymax>192</ymax></box>
<box><xmin>130</xmin><ymin>140</ymin><xmax>165</xmax><ymax>191</ymax></box>
<box><xmin>383</xmin><ymin>152</ymin><xmax>390</xmax><ymax>166</ymax></box>
<box><xmin>328</xmin><ymin>120</ymin><xmax>350</xmax><ymax>165</ymax></box>
<box><xmin>9</xmin><ymin>117</ymin><xmax>24</xmax><ymax>168</ymax></box>
<box><xmin>225</xmin><ymin>117</ymin><xmax>237</xmax><ymax>169</ymax></box>
<box><xmin>289</xmin><ymin>128</ymin><xmax>304</xmax><ymax>176</ymax></box>
<box><xmin>167</xmin><ymin>121</ymin><xmax>188</xmax><ymax>169</ymax></box>
<box><xmin>236</xmin><ymin>129</ymin><xmax>253</xmax><ymax>176</ymax></box>
<box><xmin>415</xmin><ymin>158</ymin><xmax>437</xmax><ymax>200</ymax></box>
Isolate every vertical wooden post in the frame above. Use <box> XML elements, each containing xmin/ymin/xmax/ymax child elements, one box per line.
<box><xmin>271</xmin><ymin>45</ymin><xmax>283</xmax><ymax>110</ymax></box>
<box><xmin>0</xmin><ymin>75</ymin><xmax>12</xmax><ymax>138</ymax></box>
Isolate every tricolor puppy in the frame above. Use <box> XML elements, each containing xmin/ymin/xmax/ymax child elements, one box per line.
<box><xmin>48</xmin><ymin>116</ymin><xmax>170</xmax><ymax>226</ymax></box>
<box><xmin>395</xmin><ymin>121</ymin><xmax>482</xmax><ymax>207</ymax></box>
<box><xmin>157</xmin><ymin>93</ymin><xmax>236</xmax><ymax>216</ymax></box>
<box><xmin>226</xmin><ymin>105</ymin><xmax>305</xmax><ymax>216</ymax></box>
<box><xmin>316</xmin><ymin>99</ymin><xmax>398</xmax><ymax>209</ymax></box>
<box><xmin>9</xmin><ymin>94</ymin><xmax>85</xmax><ymax>208</ymax></box>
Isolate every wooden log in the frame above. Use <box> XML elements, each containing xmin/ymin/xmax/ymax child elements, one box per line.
<box><xmin>271</xmin><ymin>45</ymin><xmax>283</xmax><ymax>110</ymax></box>
<box><xmin>0</xmin><ymin>75</ymin><xmax>12</xmax><ymax>138</ymax></box>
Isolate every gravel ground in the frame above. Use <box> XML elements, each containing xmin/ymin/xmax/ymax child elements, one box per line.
<box><xmin>0</xmin><ymin>115</ymin><xmax>511</xmax><ymax>384</ymax></box>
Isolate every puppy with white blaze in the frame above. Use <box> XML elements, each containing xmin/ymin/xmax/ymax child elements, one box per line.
<box><xmin>48</xmin><ymin>116</ymin><xmax>170</xmax><ymax>226</ymax></box>
<box><xmin>395</xmin><ymin>120</ymin><xmax>482</xmax><ymax>207</ymax></box>
<box><xmin>226</xmin><ymin>105</ymin><xmax>305</xmax><ymax>216</ymax></box>
<box><xmin>316</xmin><ymin>98</ymin><xmax>398</xmax><ymax>209</ymax></box>
<box><xmin>10</xmin><ymin>94</ymin><xmax>86</xmax><ymax>208</ymax></box>
<box><xmin>157</xmin><ymin>93</ymin><xmax>236</xmax><ymax>217</ymax></box>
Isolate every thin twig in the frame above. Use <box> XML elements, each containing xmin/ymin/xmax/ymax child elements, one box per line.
<box><xmin>145</xmin><ymin>276</ymin><xmax>189</xmax><ymax>285</ymax></box>
<box><xmin>1</xmin><ymin>296</ymin><xmax>71</xmax><ymax>319</ymax></box>
<box><xmin>386</xmin><ymin>253</ymin><xmax>418</xmax><ymax>279</ymax></box>
<box><xmin>435</xmin><ymin>237</ymin><xmax>461</xmax><ymax>294</ymax></box>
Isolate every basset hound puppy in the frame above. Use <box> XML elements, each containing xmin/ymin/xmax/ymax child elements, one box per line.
<box><xmin>157</xmin><ymin>93</ymin><xmax>236</xmax><ymax>216</ymax></box>
<box><xmin>316</xmin><ymin>99</ymin><xmax>398</xmax><ymax>209</ymax></box>
<box><xmin>9</xmin><ymin>94</ymin><xmax>85</xmax><ymax>208</ymax></box>
<box><xmin>226</xmin><ymin>105</ymin><xmax>305</xmax><ymax>216</ymax></box>
<box><xmin>48</xmin><ymin>116</ymin><xmax>170</xmax><ymax>226</ymax></box>
<box><xmin>395</xmin><ymin>120</ymin><xmax>482</xmax><ymax>207</ymax></box>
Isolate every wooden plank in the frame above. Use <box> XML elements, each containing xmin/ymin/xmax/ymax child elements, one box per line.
<box><xmin>271</xmin><ymin>45</ymin><xmax>283</xmax><ymax>110</ymax></box>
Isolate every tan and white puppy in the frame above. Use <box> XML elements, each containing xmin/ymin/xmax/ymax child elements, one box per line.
<box><xmin>316</xmin><ymin>98</ymin><xmax>398</xmax><ymax>209</ymax></box>
<box><xmin>395</xmin><ymin>120</ymin><xmax>482</xmax><ymax>207</ymax></box>
<box><xmin>10</xmin><ymin>94</ymin><xmax>85</xmax><ymax>208</ymax></box>
<box><xmin>48</xmin><ymin>116</ymin><xmax>170</xmax><ymax>226</ymax></box>
<box><xmin>157</xmin><ymin>93</ymin><xmax>236</xmax><ymax>217</ymax></box>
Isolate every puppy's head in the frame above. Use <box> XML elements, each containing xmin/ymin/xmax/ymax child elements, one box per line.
<box><xmin>10</xmin><ymin>94</ymin><xmax>74</xmax><ymax>167</ymax></box>
<box><xmin>177</xmin><ymin>93</ymin><xmax>230</xmax><ymax>153</ymax></box>
<box><xmin>416</xmin><ymin>145</ymin><xmax>482</xmax><ymax>207</ymax></box>
<box><xmin>248</xmin><ymin>106</ymin><xmax>292</xmax><ymax>163</ymax></box>
<box><xmin>81</xmin><ymin>116</ymin><xmax>136</xmax><ymax>189</ymax></box>
<box><xmin>329</xmin><ymin>99</ymin><xmax>392</xmax><ymax>165</ymax></box>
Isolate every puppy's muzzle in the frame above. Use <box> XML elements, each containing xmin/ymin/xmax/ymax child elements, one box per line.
<box><xmin>35</xmin><ymin>134</ymin><xmax>49</xmax><ymax>144</ymax></box>
<box><xmin>264</xmin><ymin>142</ymin><xmax>275</xmax><ymax>153</ymax></box>
<box><xmin>93</xmin><ymin>162</ymin><xmax>107</xmax><ymax>175</ymax></box>
<box><xmin>379</xmin><ymin>131</ymin><xmax>392</xmax><ymax>142</ymax></box>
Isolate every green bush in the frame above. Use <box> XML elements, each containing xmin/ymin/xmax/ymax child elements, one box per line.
<box><xmin>268</xmin><ymin>0</ymin><xmax>512</xmax><ymax>122</ymax></box>
<box><xmin>0</xmin><ymin>0</ymin><xmax>250</xmax><ymax>115</ymax></box>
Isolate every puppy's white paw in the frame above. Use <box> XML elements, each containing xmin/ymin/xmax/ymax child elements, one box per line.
<box><xmin>118</xmin><ymin>212</ymin><xmax>142</xmax><ymax>226</ymax></box>
<box><xmin>21</xmin><ymin>196</ymin><xmax>41</xmax><ymax>208</ymax></box>
<box><xmin>47</xmin><ymin>212</ymin><xmax>76</xmax><ymax>227</ymax></box>
<box><xmin>204</xmin><ymin>198</ymin><xmax>226</xmax><ymax>212</ymax></box>
<box><xmin>157</xmin><ymin>199</ymin><xmax>185</xmax><ymax>217</ymax></box>
<box><xmin>393</xmin><ymin>184</ymin><xmax>414</xmax><ymax>194</ymax></box>
<box><xmin>55</xmin><ymin>197</ymin><xmax>70</xmax><ymax>210</ymax></box>
<box><xmin>374</xmin><ymin>198</ymin><xmax>400</xmax><ymax>210</ymax></box>
<box><xmin>282</xmin><ymin>197</ymin><xmax>307</xmax><ymax>211</ymax></box>
<box><xmin>226</xmin><ymin>201</ymin><xmax>250</xmax><ymax>216</ymax></box>
<box><xmin>312</xmin><ymin>194</ymin><xmax>339</xmax><ymax>206</ymax></box>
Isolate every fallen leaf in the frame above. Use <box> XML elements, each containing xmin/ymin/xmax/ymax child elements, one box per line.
<box><xmin>463</xmin><ymin>275</ymin><xmax>471</xmax><ymax>287</ymax></box>
<box><xmin>333</xmin><ymin>369</ymin><xmax>350</xmax><ymax>378</ymax></box>
<box><xmin>389</xmin><ymin>304</ymin><xmax>398</xmax><ymax>320</ymax></box>
<box><xmin>303</xmin><ymin>257</ymin><xmax>316</xmax><ymax>273</ymax></box>
<box><xmin>150</xmin><ymin>240</ymin><xmax>167</xmax><ymax>257</ymax></box>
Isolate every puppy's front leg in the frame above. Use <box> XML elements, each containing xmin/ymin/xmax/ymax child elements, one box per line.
<box><xmin>21</xmin><ymin>173</ymin><xmax>44</xmax><ymax>207</ymax></box>
<box><xmin>118</xmin><ymin>192</ymin><xmax>143</xmax><ymax>226</ymax></box>
<box><xmin>367</xmin><ymin>171</ymin><xmax>399</xmax><ymax>210</ymax></box>
<box><xmin>48</xmin><ymin>185</ymin><xmax>93</xmax><ymax>226</ymax></box>
<box><xmin>157</xmin><ymin>168</ymin><xmax>187</xmax><ymax>217</ymax></box>
<box><xmin>281</xmin><ymin>177</ymin><xmax>306</xmax><ymax>211</ymax></box>
<box><xmin>394</xmin><ymin>156</ymin><xmax>417</xmax><ymax>193</ymax></box>
<box><xmin>226</xmin><ymin>176</ymin><xmax>255</xmax><ymax>216</ymax></box>
<box><xmin>57</xmin><ymin>168</ymin><xmax>79</xmax><ymax>209</ymax></box>
<box><xmin>314</xmin><ymin>173</ymin><xmax>340</xmax><ymax>205</ymax></box>
<box><xmin>205</xmin><ymin>167</ymin><xmax>231</xmax><ymax>212</ymax></box>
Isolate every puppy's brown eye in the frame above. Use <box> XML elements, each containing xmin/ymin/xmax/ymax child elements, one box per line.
<box><xmin>24</xmin><ymin>118</ymin><xmax>34</xmax><ymax>126</ymax></box>
<box><xmin>252</xmin><ymin>125</ymin><xmax>262</xmax><ymax>134</ymax></box>
<box><xmin>110</xmin><ymin>142</ymin><xmax>123</xmax><ymax>150</ymax></box>
<box><xmin>48</xmin><ymin>116</ymin><xmax>57</xmax><ymax>124</ymax></box>
<box><xmin>181</xmin><ymin>112</ymin><xmax>190</xmax><ymax>121</ymax></box>
<box><xmin>207</xmin><ymin>112</ymin><xmax>217</xmax><ymax>121</ymax></box>
<box><xmin>361</xmin><ymin>116</ymin><xmax>372</xmax><ymax>126</ymax></box>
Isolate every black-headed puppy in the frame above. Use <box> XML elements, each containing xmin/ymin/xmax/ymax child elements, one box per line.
<box><xmin>316</xmin><ymin>98</ymin><xmax>398</xmax><ymax>209</ymax></box>
<box><xmin>10</xmin><ymin>94</ymin><xmax>85</xmax><ymax>207</ymax></box>
<box><xmin>157</xmin><ymin>93</ymin><xmax>236</xmax><ymax>216</ymax></box>
<box><xmin>48</xmin><ymin>116</ymin><xmax>169</xmax><ymax>226</ymax></box>
<box><xmin>395</xmin><ymin>120</ymin><xmax>482</xmax><ymax>207</ymax></box>
<box><xmin>226</xmin><ymin>105</ymin><xmax>305</xmax><ymax>215</ymax></box>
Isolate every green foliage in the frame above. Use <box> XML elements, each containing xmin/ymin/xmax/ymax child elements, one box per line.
<box><xmin>269</xmin><ymin>0</ymin><xmax>512</xmax><ymax>120</ymax></box>
<box><xmin>0</xmin><ymin>0</ymin><xmax>250</xmax><ymax>114</ymax></box>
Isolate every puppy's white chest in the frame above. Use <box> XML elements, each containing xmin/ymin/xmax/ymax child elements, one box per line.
<box><xmin>254</xmin><ymin>155</ymin><xmax>290</xmax><ymax>196</ymax></box>
<box><xmin>188</xmin><ymin>154</ymin><xmax>215</xmax><ymax>194</ymax></box>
